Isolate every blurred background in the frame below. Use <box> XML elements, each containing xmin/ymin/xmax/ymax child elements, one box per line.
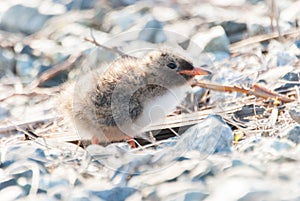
<box><xmin>0</xmin><ymin>0</ymin><xmax>299</xmax><ymax>83</ymax></box>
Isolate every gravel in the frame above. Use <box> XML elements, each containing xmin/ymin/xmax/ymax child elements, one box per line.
<box><xmin>1</xmin><ymin>0</ymin><xmax>300</xmax><ymax>200</ymax></box>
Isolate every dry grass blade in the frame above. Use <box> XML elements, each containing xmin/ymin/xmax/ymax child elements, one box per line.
<box><xmin>229</xmin><ymin>29</ymin><xmax>300</xmax><ymax>52</ymax></box>
<box><xmin>42</xmin><ymin>104</ymin><xmax>243</xmax><ymax>142</ymax></box>
<box><xmin>0</xmin><ymin>115</ymin><xmax>57</xmax><ymax>135</ymax></box>
<box><xmin>0</xmin><ymin>87</ymin><xmax>60</xmax><ymax>101</ymax></box>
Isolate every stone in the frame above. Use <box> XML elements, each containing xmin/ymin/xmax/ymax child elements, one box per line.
<box><xmin>221</xmin><ymin>20</ymin><xmax>245</xmax><ymax>33</ymax></box>
<box><xmin>277</xmin><ymin>52</ymin><xmax>298</xmax><ymax>66</ymax></box>
<box><xmin>154</xmin><ymin>182</ymin><xmax>207</xmax><ymax>200</ymax></box>
<box><xmin>15</xmin><ymin>55</ymin><xmax>38</xmax><ymax>79</ymax></box>
<box><xmin>236</xmin><ymin>136</ymin><xmax>261</xmax><ymax>153</ymax></box>
<box><xmin>207</xmin><ymin>177</ymin><xmax>273</xmax><ymax>201</ymax></box>
<box><xmin>101</xmin><ymin>5</ymin><xmax>144</xmax><ymax>33</ymax></box>
<box><xmin>0</xmin><ymin>106</ymin><xmax>9</xmax><ymax>120</ymax></box>
<box><xmin>152</xmin><ymin>6</ymin><xmax>179</xmax><ymax>22</ymax></box>
<box><xmin>289</xmin><ymin>109</ymin><xmax>300</xmax><ymax>124</ymax></box>
<box><xmin>276</xmin><ymin>72</ymin><xmax>300</xmax><ymax>90</ymax></box>
<box><xmin>233</xmin><ymin>104</ymin><xmax>265</xmax><ymax>122</ymax></box>
<box><xmin>91</xmin><ymin>187</ymin><xmax>136</xmax><ymax>201</ymax></box>
<box><xmin>284</xmin><ymin>126</ymin><xmax>300</xmax><ymax>144</ymax></box>
<box><xmin>184</xmin><ymin>191</ymin><xmax>208</xmax><ymax>201</ymax></box>
<box><xmin>65</xmin><ymin>0</ymin><xmax>95</xmax><ymax>10</ymax></box>
<box><xmin>282</xmin><ymin>72</ymin><xmax>299</xmax><ymax>81</ymax></box>
<box><xmin>257</xmin><ymin>65</ymin><xmax>294</xmax><ymax>86</ymax></box>
<box><xmin>0</xmin><ymin>49</ymin><xmax>15</xmax><ymax>78</ymax></box>
<box><xmin>138</xmin><ymin>19</ymin><xmax>167</xmax><ymax>43</ymax></box>
<box><xmin>189</xmin><ymin>26</ymin><xmax>230</xmax><ymax>54</ymax></box>
<box><xmin>91</xmin><ymin>7</ymin><xmax>108</xmax><ymax>29</ymax></box>
<box><xmin>109</xmin><ymin>0</ymin><xmax>139</xmax><ymax>8</ymax></box>
<box><xmin>203</xmin><ymin>34</ymin><xmax>230</xmax><ymax>53</ymax></box>
<box><xmin>295</xmin><ymin>41</ymin><xmax>300</xmax><ymax>49</ymax></box>
<box><xmin>189</xmin><ymin>160</ymin><xmax>212</xmax><ymax>181</ymax></box>
<box><xmin>247</xmin><ymin>0</ymin><xmax>264</xmax><ymax>4</ymax></box>
<box><xmin>164</xmin><ymin>19</ymin><xmax>200</xmax><ymax>45</ymax></box>
<box><xmin>0</xmin><ymin>5</ymin><xmax>52</xmax><ymax>35</ymax></box>
<box><xmin>129</xmin><ymin>160</ymin><xmax>198</xmax><ymax>187</ymax></box>
<box><xmin>20</xmin><ymin>45</ymin><xmax>34</xmax><ymax>55</ymax></box>
<box><xmin>0</xmin><ymin>186</ymin><xmax>24</xmax><ymax>201</ymax></box>
<box><xmin>175</xmin><ymin>115</ymin><xmax>233</xmax><ymax>155</ymax></box>
<box><xmin>256</xmin><ymin>138</ymin><xmax>294</xmax><ymax>153</ymax></box>
<box><xmin>2</xmin><ymin>143</ymin><xmax>47</xmax><ymax>168</ymax></box>
<box><xmin>0</xmin><ymin>176</ymin><xmax>17</xmax><ymax>190</ymax></box>
<box><xmin>220</xmin><ymin>21</ymin><xmax>247</xmax><ymax>43</ymax></box>
<box><xmin>248</xmin><ymin>24</ymin><xmax>267</xmax><ymax>36</ymax></box>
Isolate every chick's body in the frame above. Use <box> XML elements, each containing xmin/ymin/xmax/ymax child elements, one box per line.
<box><xmin>60</xmin><ymin>50</ymin><xmax>208</xmax><ymax>143</ymax></box>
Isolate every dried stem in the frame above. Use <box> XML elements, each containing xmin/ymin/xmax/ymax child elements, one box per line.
<box><xmin>84</xmin><ymin>29</ymin><xmax>129</xmax><ymax>57</ymax></box>
<box><xmin>193</xmin><ymin>81</ymin><xmax>294</xmax><ymax>103</ymax></box>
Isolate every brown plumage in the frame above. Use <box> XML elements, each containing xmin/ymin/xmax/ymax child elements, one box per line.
<box><xmin>59</xmin><ymin>49</ymin><xmax>210</xmax><ymax>143</ymax></box>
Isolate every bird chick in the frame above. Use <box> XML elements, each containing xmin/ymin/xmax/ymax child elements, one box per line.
<box><xmin>59</xmin><ymin>49</ymin><xmax>210</xmax><ymax>144</ymax></box>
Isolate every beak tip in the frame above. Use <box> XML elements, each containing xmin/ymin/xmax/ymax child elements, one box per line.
<box><xmin>192</xmin><ymin>67</ymin><xmax>211</xmax><ymax>76</ymax></box>
<box><xmin>177</xmin><ymin>67</ymin><xmax>211</xmax><ymax>76</ymax></box>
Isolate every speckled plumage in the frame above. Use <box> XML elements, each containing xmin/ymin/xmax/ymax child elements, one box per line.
<box><xmin>59</xmin><ymin>49</ymin><xmax>205</xmax><ymax>143</ymax></box>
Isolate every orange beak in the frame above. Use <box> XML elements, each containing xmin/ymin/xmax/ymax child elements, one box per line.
<box><xmin>178</xmin><ymin>67</ymin><xmax>211</xmax><ymax>76</ymax></box>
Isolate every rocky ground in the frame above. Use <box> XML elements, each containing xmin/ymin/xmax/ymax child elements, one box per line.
<box><xmin>0</xmin><ymin>0</ymin><xmax>300</xmax><ymax>200</ymax></box>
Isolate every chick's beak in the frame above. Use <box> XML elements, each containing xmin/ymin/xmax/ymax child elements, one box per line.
<box><xmin>178</xmin><ymin>67</ymin><xmax>211</xmax><ymax>76</ymax></box>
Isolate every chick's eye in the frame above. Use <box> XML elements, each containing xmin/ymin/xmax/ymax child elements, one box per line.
<box><xmin>167</xmin><ymin>62</ymin><xmax>177</xmax><ymax>69</ymax></box>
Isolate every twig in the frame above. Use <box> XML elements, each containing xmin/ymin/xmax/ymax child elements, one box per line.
<box><xmin>26</xmin><ymin>53</ymin><xmax>82</xmax><ymax>90</ymax></box>
<box><xmin>270</xmin><ymin>0</ymin><xmax>275</xmax><ymax>32</ymax></box>
<box><xmin>84</xmin><ymin>37</ymin><xmax>129</xmax><ymax>57</ymax></box>
<box><xmin>193</xmin><ymin>81</ymin><xmax>294</xmax><ymax>103</ymax></box>
<box><xmin>0</xmin><ymin>86</ymin><xmax>60</xmax><ymax>101</ymax></box>
<box><xmin>251</xmin><ymin>84</ymin><xmax>293</xmax><ymax>103</ymax></box>
<box><xmin>192</xmin><ymin>81</ymin><xmax>249</xmax><ymax>94</ymax></box>
<box><xmin>84</xmin><ymin>29</ymin><xmax>129</xmax><ymax>57</ymax></box>
<box><xmin>26</xmin><ymin>30</ymin><xmax>131</xmax><ymax>91</ymax></box>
